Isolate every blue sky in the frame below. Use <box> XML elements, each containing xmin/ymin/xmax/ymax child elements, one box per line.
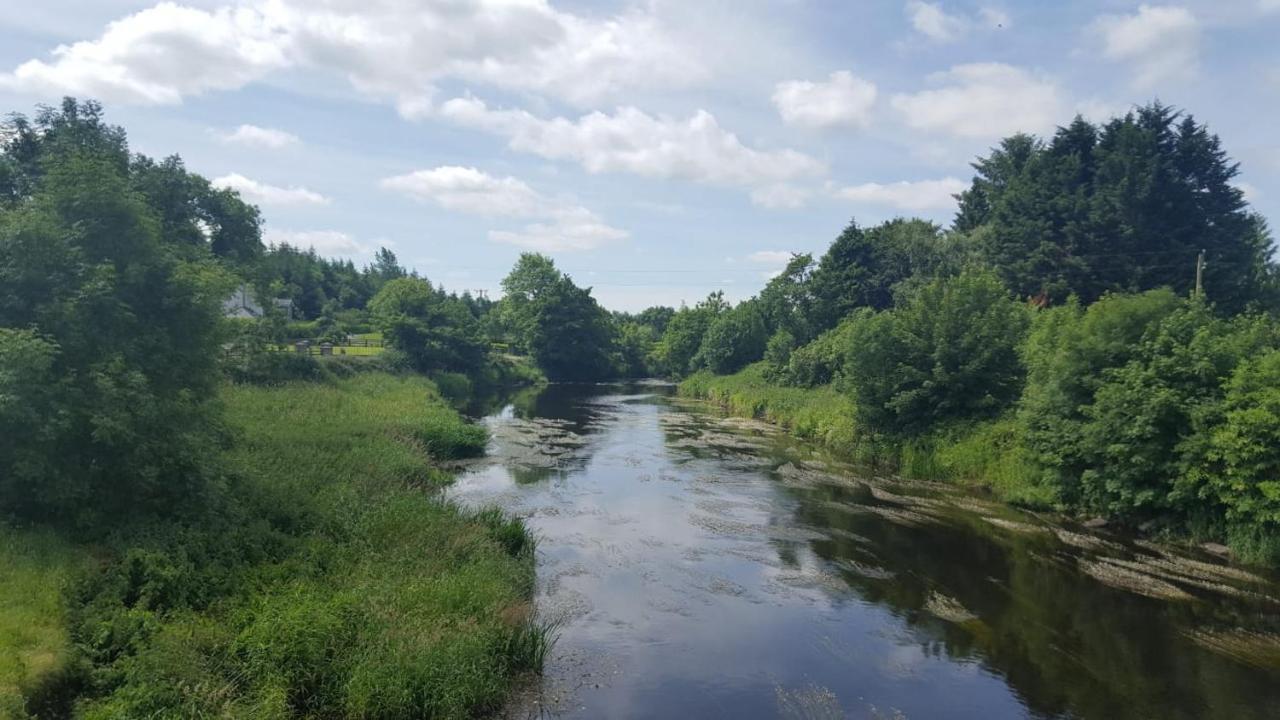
<box><xmin>2</xmin><ymin>0</ymin><xmax>1277</xmax><ymax>311</ymax></box>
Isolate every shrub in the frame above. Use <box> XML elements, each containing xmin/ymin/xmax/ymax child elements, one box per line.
<box><xmin>844</xmin><ymin>270</ymin><xmax>1030</xmax><ymax>436</ymax></box>
<box><xmin>693</xmin><ymin>301</ymin><xmax>768</xmax><ymax>374</ymax></box>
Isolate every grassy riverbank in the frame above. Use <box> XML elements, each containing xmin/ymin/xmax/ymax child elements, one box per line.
<box><xmin>0</xmin><ymin>373</ymin><xmax>544</xmax><ymax>719</ymax></box>
<box><xmin>680</xmin><ymin>363</ymin><xmax>1054</xmax><ymax>507</ymax></box>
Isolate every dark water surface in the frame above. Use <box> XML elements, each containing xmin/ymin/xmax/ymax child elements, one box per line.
<box><xmin>447</xmin><ymin>383</ymin><xmax>1280</xmax><ymax>720</ymax></box>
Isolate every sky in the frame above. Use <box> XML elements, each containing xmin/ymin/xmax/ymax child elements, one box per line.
<box><xmin>1</xmin><ymin>1</ymin><xmax>1278</xmax><ymax>311</ymax></box>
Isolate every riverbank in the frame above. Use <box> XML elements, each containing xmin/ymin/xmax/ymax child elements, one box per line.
<box><xmin>0</xmin><ymin>373</ymin><xmax>544</xmax><ymax>718</ymax></box>
<box><xmin>682</xmin><ymin>363</ymin><xmax>1067</xmax><ymax>509</ymax></box>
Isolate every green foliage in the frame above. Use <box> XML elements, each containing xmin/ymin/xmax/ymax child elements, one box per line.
<box><xmin>758</xmin><ymin>253</ymin><xmax>816</xmax><ymax>342</ymax></box>
<box><xmin>0</xmin><ymin>524</ymin><xmax>87</xmax><ymax>718</ymax></box>
<box><xmin>0</xmin><ymin>136</ymin><xmax>232</xmax><ymax>524</ymax></box>
<box><xmin>499</xmin><ymin>253</ymin><xmax>616</xmax><ymax>381</ymax></box>
<box><xmin>681</xmin><ymin>364</ymin><xmax>861</xmax><ymax>454</ymax></box>
<box><xmin>961</xmin><ymin>104</ymin><xmax>1273</xmax><ymax>312</ymax></box>
<box><xmin>844</xmin><ymin>270</ymin><xmax>1030</xmax><ymax>435</ymax></box>
<box><xmin>807</xmin><ymin>218</ymin><xmax>948</xmax><ymax>333</ymax></box>
<box><xmin>62</xmin><ymin>375</ymin><xmax>532</xmax><ymax>718</ymax></box>
<box><xmin>1192</xmin><ymin>350</ymin><xmax>1280</xmax><ymax>561</ymax></box>
<box><xmin>762</xmin><ymin>329</ymin><xmax>796</xmax><ymax>380</ymax></box>
<box><xmin>652</xmin><ymin>292</ymin><xmax>728</xmax><ymax>377</ymax></box>
<box><xmin>369</xmin><ymin>277</ymin><xmax>487</xmax><ymax>373</ymax></box>
<box><xmin>693</xmin><ymin>300</ymin><xmax>768</xmax><ymax>374</ymax></box>
<box><xmin>784</xmin><ymin>312</ymin><xmax>866</xmax><ymax>388</ymax></box>
<box><xmin>613</xmin><ymin>321</ymin><xmax>659</xmax><ymax>378</ymax></box>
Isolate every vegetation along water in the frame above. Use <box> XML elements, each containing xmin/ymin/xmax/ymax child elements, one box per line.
<box><xmin>3</xmin><ymin>95</ymin><xmax>1280</xmax><ymax>718</ymax></box>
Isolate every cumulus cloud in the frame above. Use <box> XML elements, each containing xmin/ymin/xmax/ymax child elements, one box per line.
<box><xmin>0</xmin><ymin>0</ymin><xmax>704</xmax><ymax>110</ymax></box>
<box><xmin>380</xmin><ymin>166</ymin><xmax>626</xmax><ymax>252</ymax></box>
<box><xmin>264</xmin><ymin>229</ymin><xmax>370</xmax><ymax>258</ymax></box>
<box><xmin>890</xmin><ymin>63</ymin><xmax>1061</xmax><ymax>139</ymax></box>
<box><xmin>438</xmin><ymin>96</ymin><xmax>824</xmax><ymax>188</ymax></box>
<box><xmin>772</xmin><ymin>70</ymin><xmax>877</xmax><ymax>129</ymax></box>
<box><xmin>220</xmin><ymin>124</ymin><xmax>299</xmax><ymax>149</ymax></box>
<box><xmin>212</xmin><ymin>173</ymin><xmax>329</xmax><ymax>206</ymax></box>
<box><xmin>832</xmin><ymin>177</ymin><xmax>967</xmax><ymax>211</ymax></box>
<box><xmin>1091</xmin><ymin>5</ymin><xmax>1199</xmax><ymax>88</ymax></box>
<box><xmin>906</xmin><ymin>1</ymin><xmax>969</xmax><ymax>41</ymax></box>
<box><xmin>0</xmin><ymin>3</ymin><xmax>287</xmax><ymax>104</ymax></box>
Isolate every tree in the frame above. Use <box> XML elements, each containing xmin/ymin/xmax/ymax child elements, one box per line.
<box><xmin>498</xmin><ymin>253</ymin><xmax>615</xmax><ymax>381</ymax></box>
<box><xmin>652</xmin><ymin>292</ymin><xmax>728</xmax><ymax>377</ymax></box>
<box><xmin>844</xmin><ymin>270</ymin><xmax>1029</xmax><ymax>435</ymax></box>
<box><xmin>807</xmin><ymin>218</ymin><xmax>947</xmax><ymax>333</ymax></box>
<box><xmin>758</xmin><ymin>253</ymin><xmax>815</xmax><ymax>343</ymax></box>
<box><xmin>369</xmin><ymin>277</ymin><xmax>486</xmax><ymax>373</ymax></box>
<box><xmin>0</xmin><ymin>138</ymin><xmax>230</xmax><ymax>523</ymax></box>
<box><xmin>693</xmin><ymin>300</ymin><xmax>768</xmax><ymax>374</ymax></box>
<box><xmin>527</xmin><ymin>276</ymin><xmax>615</xmax><ymax>381</ymax></box>
<box><xmin>958</xmin><ymin>103</ymin><xmax>1275</xmax><ymax>312</ymax></box>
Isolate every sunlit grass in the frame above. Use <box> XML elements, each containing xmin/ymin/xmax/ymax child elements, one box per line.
<box><xmin>680</xmin><ymin>364</ymin><xmax>1053</xmax><ymax>508</ymax></box>
<box><xmin>0</xmin><ymin>525</ymin><xmax>87</xmax><ymax>718</ymax></box>
<box><xmin>67</xmin><ymin>373</ymin><xmax>544</xmax><ymax>718</ymax></box>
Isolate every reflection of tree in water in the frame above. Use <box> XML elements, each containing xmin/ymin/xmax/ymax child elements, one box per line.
<box><xmin>483</xmin><ymin>382</ymin><xmax>672</xmax><ymax>483</ymax></box>
<box><xmin>780</xmin><ymin>479</ymin><xmax>1280</xmax><ymax>720</ymax></box>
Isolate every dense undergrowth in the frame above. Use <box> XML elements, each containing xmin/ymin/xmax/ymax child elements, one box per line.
<box><xmin>1</xmin><ymin>374</ymin><xmax>546</xmax><ymax>719</ymax></box>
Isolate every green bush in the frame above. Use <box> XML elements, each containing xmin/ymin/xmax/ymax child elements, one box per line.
<box><xmin>1196</xmin><ymin>349</ymin><xmax>1280</xmax><ymax>561</ymax></box>
<box><xmin>844</xmin><ymin>269</ymin><xmax>1030</xmax><ymax>435</ymax></box>
<box><xmin>431</xmin><ymin>371</ymin><xmax>474</xmax><ymax>405</ymax></box>
<box><xmin>693</xmin><ymin>300</ymin><xmax>768</xmax><ymax>374</ymax></box>
<box><xmin>785</xmin><ymin>312</ymin><xmax>866</xmax><ymax>388</ymax></box>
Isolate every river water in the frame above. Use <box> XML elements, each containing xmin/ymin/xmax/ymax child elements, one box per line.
<box><xmin>447</xmin><ymin>382</ymin><xmax>1280</xmax><ymax>720</ymax></box>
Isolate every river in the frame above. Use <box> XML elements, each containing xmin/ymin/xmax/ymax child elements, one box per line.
<box><xmin>447</xmin><ymin>382</ymin><xmax>1280</xmax><ymax>719</ymax></box>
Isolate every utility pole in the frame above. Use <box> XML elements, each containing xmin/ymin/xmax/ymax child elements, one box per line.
<box><xmin>1194</xmin><ymin>249</ymin><xmax>1205</xmax><ymax>298</ymax></box>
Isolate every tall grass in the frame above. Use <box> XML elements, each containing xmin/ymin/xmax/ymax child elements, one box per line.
<box><xmin>0</xmin><ymin>526</ymin><xmax>86</xmax><ymax>719</ymax></box>
<box><xmin>1</xmin><ymin>373</ymin><xmax>541</xmax><ymax>719</ymax></box>
<box><xmin>680</xmin><ymin>364</ymin><xmax>1053</xmax><ymax>507</ymax></box>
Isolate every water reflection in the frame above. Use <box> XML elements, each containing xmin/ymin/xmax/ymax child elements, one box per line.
<box><xmin>448</xmin><ymin>383</ymin><xmax>1280</xmax><ymax>720</ymax></box>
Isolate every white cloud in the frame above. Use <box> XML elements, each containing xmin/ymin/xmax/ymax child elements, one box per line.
<box><xmin>438</xmin><ymin>96</ymin><xmax>824</xmax><ymax>188</ymax></box>
<box><xmin>833</xmin><ymin>177</ymin><xmax>967</xmax><ymax>211</ymax></box>
<box><xmin>772</xmin><ymin>70</ymin><xmax>877</xmax><ymax>129</ymax></box>
<box><xmin>212</xmin><ymin>173</ymin><xmax>329</xmax><ymax>206</ymax></box>
<box><xmin>381</xmin><ymin>166</ymin><xmax>545</xmax><ymax>217</ymax></box>
<box><xmin>906</xmin><ymin>1</ymin><xmax>969</xmax><ymax>41</ymax></box>
<box><xmin>750</xmin><ymin>184</ymin><xmax>811</xmax><ymax>209</ymax></box>
<box><xmin>890</xmin><ymin>63</ymin><xmax>1061</xmax><ymax>139</ymax></box>
<box><xmin>0</xmin><ymin>1</ymin><xmax>704</xmax><ymax>110</ymax></box>
<box><xmin>1092</xmin><ymin>5</ymin><xmax>1200</xmax><ymax>88</ymax></box>
<box><xmin>264</xmin><ymin>229</ymin><xmax>370</xmax><ymax>258</ymax></box>
<box><xmin>0</xmin><ymin>3</ymin><xmax>287</xmax><ymax>104</ymax></box>
<box><xmin>747</xmin><ymin>250</ymin><xmax>794</xmax><ymax>264</ymax></box>
<box><xmin>220</xmin><ymin>124</ymin><xmax>299</xmax><ymax>149</ymax></box>
<box><xmin>381</xmin><ymin>166</ymin><xmax>626</xmax><ymax>252</ymax></box>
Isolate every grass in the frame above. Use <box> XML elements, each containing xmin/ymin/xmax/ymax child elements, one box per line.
<box><xmin>681</xmin><ymin>365</ymin><xmax>859</xmax><ymax>454</ymax></box>
<box><xmin>3</xmin><ymin>373</ymin><xmax>545</xmax><ymax>718</ymax></box>
<box><xmin>680</xmin><ymin>363</ymin><xmax>1054</xmax><ymax>508</ymax></box>
<box><xmin>0</xmin><ymin>527</ymin><xmax>88</xmax><ymax>718</ymax></box>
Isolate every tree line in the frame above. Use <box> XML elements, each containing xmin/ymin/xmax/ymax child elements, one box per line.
<box><xmin>660</xmin><ymin>102</ymin><xmax>1280</xmax><ymax>563</ymax></box>
<box><xmin>4</xmin><ymin>98</ymin><xmax>1280</xmax><ymax>564</ymax></box>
